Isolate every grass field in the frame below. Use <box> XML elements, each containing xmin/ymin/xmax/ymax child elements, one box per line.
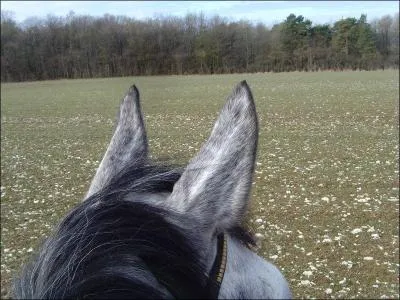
<box><xmin>1</xmin><ymin>71</ymin><xmax>399</xmax><ymax>298</ymax></box>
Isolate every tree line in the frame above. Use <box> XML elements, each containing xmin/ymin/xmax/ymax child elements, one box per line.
<box><xmin>1</xmin><ymin>11</ymin><xmax>399</xmax><ymax>82</ymax></box>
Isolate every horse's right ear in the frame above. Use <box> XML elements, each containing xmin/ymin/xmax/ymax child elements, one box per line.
<box><xmin>167</xmin><ymin>81</ymin><xmax>258</xmax><ymax>234</ymax></box>
<box><xmin>85</xmin><ymin>85</ymin><xmax>148</xmax><ymax>199</ymax></box>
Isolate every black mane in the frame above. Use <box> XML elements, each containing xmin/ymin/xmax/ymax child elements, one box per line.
<box><xmin>14</xmin><ymin>162</ymin><xmax>255</xmax><ymax>299</ymax></box>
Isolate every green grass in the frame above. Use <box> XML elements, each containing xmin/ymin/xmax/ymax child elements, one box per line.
<box><xmin>1</xmin><ymin>71</ymin><xmax>399</xmax><ymax>298</ymax></box>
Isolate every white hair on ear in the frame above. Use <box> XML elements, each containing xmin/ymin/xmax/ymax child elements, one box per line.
<box><xmin>86</xmin><ymin>85</ymin><xmax>148</xmax><ymax>199</ymax></box>
<box><xmin>167</xmin><ymin>81</ymin><xmax>258</xmax><ymax>233</ymax></box>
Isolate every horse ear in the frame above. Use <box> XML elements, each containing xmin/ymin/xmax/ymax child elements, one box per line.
<box><xmin>167</xmin><ymin>81</ymin><xmax>258</xmax><ymax>233</ymax></box>
<box><xmin>85</xmin><ymin>85</ymin><xmax>148</xmax><ymax>199</ymax></box>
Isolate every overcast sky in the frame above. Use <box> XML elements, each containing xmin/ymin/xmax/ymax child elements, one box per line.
<box><xmin>1</xmin><ymin>1</ymin><xmax>398</xmax><ymax>26</ymax></box>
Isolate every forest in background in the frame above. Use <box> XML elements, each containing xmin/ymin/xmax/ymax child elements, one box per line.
<box><xmin>1</xmin><ymin>10</ymin><xmax>399</xmax><ymax>82</ymax></box>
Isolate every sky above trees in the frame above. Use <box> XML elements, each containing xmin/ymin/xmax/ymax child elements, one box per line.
<box><xmin>1</xmin><ymin>1</ymin><xmax>398</xmax><ymax>27</ymax></box>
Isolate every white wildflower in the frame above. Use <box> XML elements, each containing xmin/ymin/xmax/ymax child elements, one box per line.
<box><xmin>371</xmin><ymin>233</ymin><xmax>380</xmax><ymax>239</ymax></box>
<box><xmin>299</xmin><ymin>280</ymin><xmax>314</xmax><ymax>286</ymax></box>
<box><xmin>255</xmin><ymin>233</ymin><xmax>265</xmax><ymax>240</ymax></box>
<box><xmin>341</xmin><ymin>261</ymin><xmax>353</xmax><ymax>269</ymax></box>
<box><xmin>302</xmin><ymin>270</ymin><xmax>313</xmax><ymax>277</ymax></box>
<box><xmin>357</xmin><ymin>198</ymin><xmax>368</xmax><ymax>203</ymax></box>
<box><xmin>322</xmin><ymin>237</ymin><xmax>332</xmax><ymax>243</ymax></box>
<box><xmin>321</xmin><ymin>196</ymin><xmax>329</xmax><ymax>202</ymax></box>
<box><xmin>351</xmin><ymin>228</ymin><xmax>362</xmax><ymax>234</ymax></box>
<box><xmin>387</xmin><ymin>197</ymin><xmax>398</xmax><ymax>202</ymax></box>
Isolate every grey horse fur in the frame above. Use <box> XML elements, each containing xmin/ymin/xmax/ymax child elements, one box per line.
<box><xmin>86</xmin><ymin>85</ymin><xmax>148</xmax><ymax>198</ymax></box>
<box><xmin>86</xmin><ymin>80</ymin><xmax>291</xmax><ymax>299</ymax></box>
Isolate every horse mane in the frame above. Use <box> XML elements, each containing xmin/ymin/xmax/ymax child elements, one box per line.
<box><xmin>13</xmin><ymin>161</ymin><xmax>255</xmax><ymax>299</ymax></box>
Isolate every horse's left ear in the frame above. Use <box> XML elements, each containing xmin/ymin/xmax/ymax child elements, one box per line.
<box><xmin>167</xmin><ymin>81</ymin><xmax>258</xmax><ymax>234</ymax></box>
<box><xmin>85</xmin><ymin>85</ymin><xmax>148</xmax><ymax>199</ymax></box>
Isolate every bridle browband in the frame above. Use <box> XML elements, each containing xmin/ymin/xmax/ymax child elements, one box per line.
<box><xmin>205</xmin><ymin>233</ymin><xmax>228</xmax><ymax>299</ymax></box>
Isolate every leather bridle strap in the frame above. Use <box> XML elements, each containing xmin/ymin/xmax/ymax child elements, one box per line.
<box><xmin>206</xmin><ymin>233</ymin><xmax>227</xmax><ymax>299</ymax></box>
